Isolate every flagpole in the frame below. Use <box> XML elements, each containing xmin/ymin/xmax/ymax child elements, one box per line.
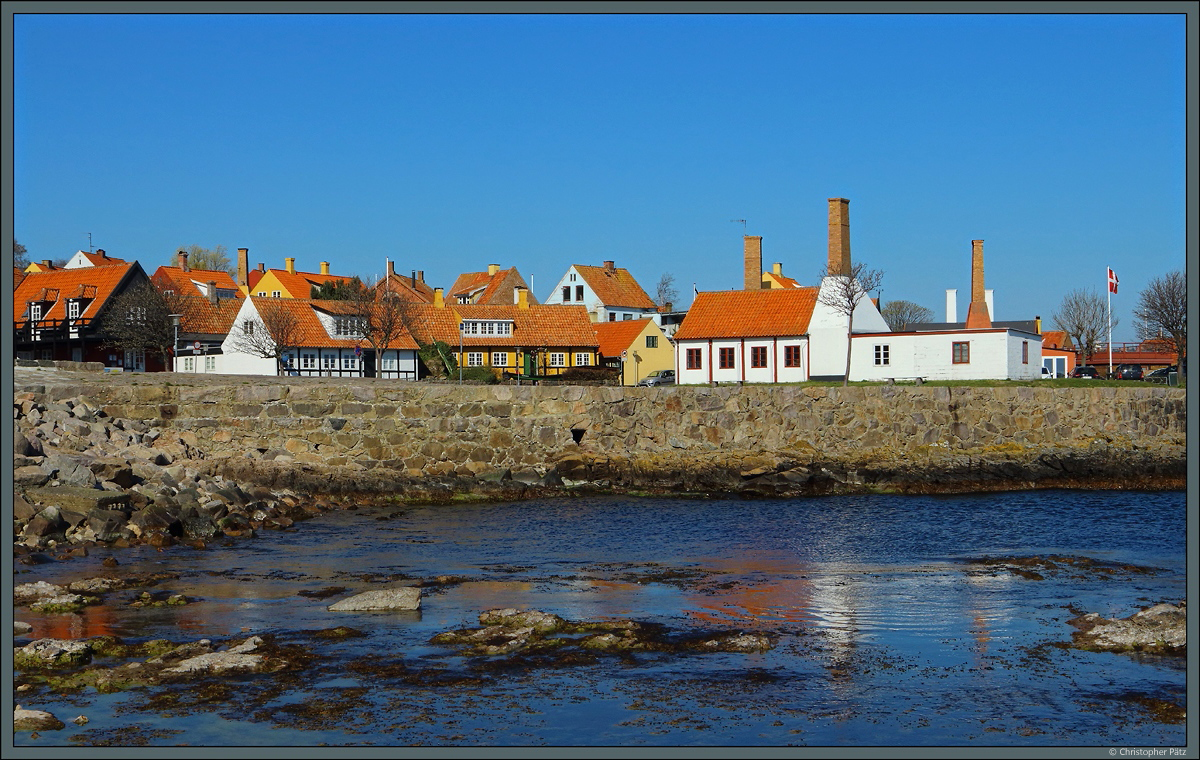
<box><xmin>1107</xmin><ymin>266</ymin><xmax>1113</xmax><ymax>377</ymax></box>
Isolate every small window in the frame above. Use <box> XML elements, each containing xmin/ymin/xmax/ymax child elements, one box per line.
<box><xmin>719</xmin><ymin>347</ymin><xmax>735</xmax><ymax>369</ymax></box>
<box><xmin>686</xmin><ymin>348</ymin><xmax>702</xmax><ymax>369</ymax></box>
<box><xmin>874</xmin><ymin>344</ymin><xmax>890</xmax><ymax>366</ymax></box>
<box><xmin>784</xmin><ymin>345</ymin><xmax>802</xmax><ymax>368</ymax></box>
<box><xmin>751</xmin><ymin>346</ymin><xmax>767</xmax><ymax>368</ymax></box>
<box><xmin>609</xmin><ymin>313</ymin><xmax>616</xmax><ymax>322</ymax></box>
<box><xmin>205</xmin><ymin>356</ymin><xmax>216</xmax><ymax>372</ymax></box>
<box><xmin>467</xmin><ymin>352</ymin><xmax>484</xmax><ymax>367</ymax></box>
<box><xmin>183</xmin><ymin>357</ymin><xmax>195</xmax><ymax>372</ymax></box>
<box><xmin>562</xmin><ymin>286</ymin><xmax>571</xmax><ymax>302</ymax></box>
<box><xmin>1022</xmin><ymin>341</ymin><xmax>1029</xmax><ymax>364</ymax></box>
<box><xmin>301</xmin><ymin>352</ymin><xmax>317</xmax><ymax>369</ymax></box>
<box><xmin>257</xmin><ymin>291</ymin><xmax>266</xmax><ymax>296</ymax></box>
<box><xmin>575</xmin><ymin>353</ymin><xmax>591</xmax><ymax>366</ymax></box>
<box><xmin>623</xmin><ymin>313</ymin><xmax>632</xmax><ymax>320</ymax></box>
<box><xmin>244</xmin><ymin>320</ymin><xmax>255</xmax><ymax>335</ymax></box>
<box><xmin>953</xmin><ymin>341</ymin><xmax>970</xmax><ymax>364</ymax></box>
<box><xmin>491</xmin><ymin>352</ymin><xmax>507</xmax><ymax>367</ymax></box>
<box><xmin>272</xmin><ymin>291</ymin><xmax>281</xmax><ymax>298</ymax></box>
<box><xmin>323</xmin><ymin>354</ymin><xmax>336</xmax><ymax>369</ymax></box>
<box><xmin>575</xmin><ymin>285</ymin><xmax>584</xmax><ymax>301</ymax></box>
<box><xmin>549</xmin><ymin>352</ymin><xmax>566</xmax><ymax>368</ymax></box>
<box><xmin>646</xmin><ymin>335</ymin><xmax>658</xmax><ymax>349</ymax></box>
<box><xmin>68</xmin><ymin>300</ymin><xmax>81</xmax><ymax>320</ymax></box>
<box><xmin>570</xmin><ymin>273</ymin><xmax>576</xmax><ymax>282</ymax></box>
<box><xmin>342</xmin><ymin>355</ymin><xmax>357</xmax><ymax>370</ymax></box>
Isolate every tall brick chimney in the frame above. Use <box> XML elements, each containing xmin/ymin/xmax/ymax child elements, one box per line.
<box><xmin>964</xmin><ymin>239</ymin><xmax>992</xmax><ymax>329</ymax></box>
<box><xmin>743</xmin><ymin>236</ymin><xmax>762</xmax><ymax>290</ymax></box>
<box><xmin>237</xmin><ymin>248</ymin><xmax>249</xmax><ymax>288</ymax></box>
<box><xmin>177</xmin><ymin>251</ymin><xmax>189</xmax><ymax>272</ymax></box>
<box><xmin>827</xmin><ymin>198</ymin><xmax>851</xmax><ymax>277</ymax></box>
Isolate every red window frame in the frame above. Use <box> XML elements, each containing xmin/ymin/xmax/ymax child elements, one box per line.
<box><xmin>784</xmin><ymin>345</ymin><xmax>802</xmax><ymax>367</ymax></box>
<box><xmin>686</xmin><ymin>348</ymin><xmax>702</xmax><ymax>370</ymax></box>
<box><xmin>719</xmin><ymin>347</ymin><xmax>735</xmax><ymax>369</ymax></box>
<box><xmin>750</xmin><ymin>346</ymin><xmax>767</xmax><ymax>368</ymax></box>
<box><xmin>953</xmin><ymin>341</ymin><xmax>970</xmax><ymax>364</ymax></box>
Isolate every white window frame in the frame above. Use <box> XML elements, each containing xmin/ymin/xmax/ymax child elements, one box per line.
<box><xmin>549</xmin><ymin>352</ymin><xmax>566</xmax><ymax>368</ymax></box>
<box><xmin>342</xmin><ymin>354</ymin><xmax>357</xmax><ymax>370</ymax></box>
<box><xmin>205</xmin><ymin>356</ymin><xmax>216</xmax><ymax>372</ymax></box>
<box><xmin>491</xmin><ymin>352</ymin><xmax>507</xmax><ymax>367</ymax></box>
<box><xmin>574</xmin><ymin>352</ymin><xmax>591</xmax><ymax>366</ymax></box>
<box><xmin>301</xmin><ymin>352</ymin><xmax>317</xmax><ymax>369</ymax></box>
<box><xmin>467</xmin><ymin>352</ymin><xmax>484</xmax><ymax>367</ymax></box>
<box><xmin>183</xmin><ymin>356</ymin><xmax>195</xmax><ymax>372</ymax></box>
<box><xmin>322</xmin><ymin>353</ymin><xmax>337</xmax><ymax>370</ymax></box>
<box><xmin>272</xmin><ymin>291</ymin><xmax>282</xmax><ymax>298</ymax></box>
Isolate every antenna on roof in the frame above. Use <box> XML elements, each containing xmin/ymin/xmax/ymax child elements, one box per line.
<box><xmin>730</xmin><ymin>219</ymin><xmax>746</xmax><ymax>235</ymax></box>
<box><xmin>86</xmin><ymin>232</ymin><xmax>93</xmax><ymax>252</ymax></box>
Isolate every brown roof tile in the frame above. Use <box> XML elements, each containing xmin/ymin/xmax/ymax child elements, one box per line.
<box><xmin>152</xmin><ymin>266</ymin><xmax>241</xmax><ymax>296</ymax></box>
<box><xmin>575</xmin><ymin>265</ymin><xmax>656</xmax><ymax>309</ymax></box>
<box><xmin>14</xmin><ymin>263</ymin><xmax>140</xmax><ymax>323</ymax></box>
<box><xmin>404</xmin><ymin>303</ymin><xmax>597</xmax><ymax>349</ymax></box>
<box><xmin>673</xmin><ymin>287</ymin><xmax>820</xmax><ymax>341</ymax></box>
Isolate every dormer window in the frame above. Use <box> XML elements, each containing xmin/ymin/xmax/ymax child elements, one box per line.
<box><xmin>67</xmin><ymin>300</ymin><xmax>82</xmax><ymax>320</ymax></box>
<box><xmin>334</xmin><ymin>316</ymin><xmax>366</xmax><ymax>337</ymax></box>
<box><xmin>460</xmin><ymin>320</ymin><xmax>513</xmax><ymax>336</ymax></box>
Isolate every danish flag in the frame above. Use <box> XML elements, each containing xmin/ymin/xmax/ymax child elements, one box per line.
<box><xmin>1107</xmin><ymin>267</ymin><xmax>1119</xmax><ymax>294</ymax></box>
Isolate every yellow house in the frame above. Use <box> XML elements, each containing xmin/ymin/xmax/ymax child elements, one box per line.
<box><xmin>248</xmin><ymin>257</ymin><xmax>355</xmax><ymax>299</ymax></box>
<box><xmin>594</xmin><ymin>318</ymin><xmax>673</xmax><ymax>385</ymax></box>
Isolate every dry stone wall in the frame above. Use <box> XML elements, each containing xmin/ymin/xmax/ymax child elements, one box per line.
<box><xmin>14</xmin><ymin>370</ymin><xmax>1187</xmax><ymax>488</ymax></box>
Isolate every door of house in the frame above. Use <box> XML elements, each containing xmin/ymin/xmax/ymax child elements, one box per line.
<box><xmin>72</xmin><ymin>347</ymin><xmax>83</xmax><ymax>363</ymax></box>
<box><xmin>124</xmin><ymin>349</ymin><xmax>145</xmax><ymax>372</ymax></box>
<box><xmin>1043</xmin><ymin>356</ymin><xmax>1066</xmax><ymax>378</ymax></box>
<box><xmin>363</xmin><ymin>350</ymin><xmax>376</xmax><ymax>379</ymax></box>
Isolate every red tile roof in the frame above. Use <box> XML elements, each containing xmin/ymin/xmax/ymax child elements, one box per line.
<box><xmin>266</xmin><ymin>268</ymin><xmax>356</xmax><ymax>298</ymax></box>
<box><xmin>404</xmin><ymin>303</ymin><xmax>598</xmax><ymax>349</ymax></box>
<box><xmin>1041</xmin><ymin>330</ymin><xmax>1071</xmax><ymax>350</ymax></box>
<box><xmin>593</xmin><ymin>318</ymin><xmax>654</xmax><ymax>357</ymax></box>
<box><xmin>171</xmin><ymin>295</ymin><xmax>243</xmax><ymax>337</ymax></box>
<box><xmin>14</xmin><ymin>263</ymin><xmax>141</xmax><ymax>323</ymax></box>
<box><xmin>674</xmin><ymin>287</ymin><xmax>820</xmax><ymax>341</ymax></box>
<box><xmin>575</xmin><ymin>264</ymin><xmax>656</xmax><ymax>309</ymax></box>
<box><xmin>152</xmin><ymin>265</ymin><xmax>241</xmax><ymax>296</ymax></box>
<box><xmin>247</xmin><ymin>297</ymin><xmax>420</xmax><ymax>350</ymax></box>
<box><xmin>78</xmin><ymin>251</ymin><xmax>127</xmax><ymax>266</ymax></box>
<box><xmin>378</xmin><ymin>273</ymin><xmax>436</xmax><ymax>303</ymax></box>
<box><xmin>448</xmin><ymin>267</ymin><xmax>536</xmax><ymax>305</ymax></box>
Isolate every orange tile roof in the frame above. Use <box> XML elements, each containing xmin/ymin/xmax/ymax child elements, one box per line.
<box><xmin>14</xmin><ymin>263</ymin><xmax>141</xmax><ymax>323</ymax></box>
<box><xmin>593</xmin><ymin>318</ymin><xmax>654</xmax><ymax>357</ymax></box>
<box><xmin>1040</xmin><ymin>330</ymin><xmax>1071</xmax><ymax>350</ymax></box>
<box><xmin>378</xmin><ymin>273</ymin><xmax>436</xmax><ymax>303</ymax></box>
<box><xmin>78</xmin><ymin>251</ymin><xmax>127</xmax><ymax>266</ymax></box>
<box><xmin>267</xmin><ymin>268</ymin><xmax>356</xmax><ymax>298</ymax></box>
<box><xmin>763</xmin><ymin>271</ymin><xmax>803</xmax><ymax>289</ymax></box>
<box><xmin>247</xmin><ymin>297</ymin><xmax>419</xmax><ymax>350</ymax></box>
<box><xmin>404</xmin><ymin>303</ymin><xmax>598</xmax><ymax>349</ymax></box>
<box><xmin>575</xmin><ymin>265</ymin><xmax>656</xmax><ymax>309</ymax></box>
<box><xmin>449</xmin><ymin>270</ymin><xmax>493</xmax><ymax>300</ymax></box>
<box><xmin>674</xmin><ymin>287</ymin><xmax>820</xmax><ymax>341</ymax></box>
<box><xmin>152</xmin><ymin>265</ymin><xmax>241</xmax><ymax>295</ymax></box>
<box><xmin>14</xmin><ymin>267</ymin><xmax>26</xmax><ymax>289</ymax></box>
<box><xmin>448</xmin><ymin>267</ymin><xmax>536</xmax><ymax>305</ymax></box>
<box><xmin>171</xmin><ymin>295</ymin><xmax>243</xmax><ymax>337</ymax></box>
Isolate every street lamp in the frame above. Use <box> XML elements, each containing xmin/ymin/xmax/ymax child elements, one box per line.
<box><xmin>458</xmin><ymin>321</ymin><xmax>464</xmax><ymax>385</ymax></box>
<box><xmin>169</xmin><ymin>314</ymin><xmax>182</xmax><ymax>372</ymax></box>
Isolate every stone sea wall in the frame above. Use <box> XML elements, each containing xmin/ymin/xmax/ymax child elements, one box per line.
<box><xmin>13</xmin><ymin>368</ymin><xmax>1188</xmax><ymax>501</ymax></box>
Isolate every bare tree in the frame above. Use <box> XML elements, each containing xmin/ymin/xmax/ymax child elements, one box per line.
<box><xmin>1052</xmin><ymin>288</ymin><xmax>1115</xmax><ymax>366</ymax></box>
<box><xmin>96</xmin><ymin>281</ymin><xmax>177</xmax><ymax>368</ymax></box>
<box><xmin>1133</xmin><ymin>270</ymin><xmax>1186</xmax><ymax>382</ymax></box>
<box><xmin>13</xmin><ymin>239</ymin><xmax>28</xmax><ymax>269</ymax></box>
<box><xmin>348</xmin><ymin>278</ymin><xmax>412</xmax><ymax>379</ymax></box>
<box><xmin>230</xmin><ymin>299</ymin><xmax>303</xmax><ymax>375</ymax></box>
<box><xmin>817</xmin><ymin>262</ymin><xmax>884</xmax><ymax>386</ymax></box>
<box><xmin>174</xmin><ymin>244</ymin><xmax>233</xmax><ymax>274</ymax></box>
<box><xmin>880</xmin><ymin>300</ymin><xmax>934</xmax><ymax>332</ymax></box>
<box><xmin>655</xmin><ymin>273</ymin><xmax>679</xmax><ymax>309</ymax></box>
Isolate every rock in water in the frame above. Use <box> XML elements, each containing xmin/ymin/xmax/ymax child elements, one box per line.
<box><xmin>327</xmin><ymin>587</ymin><xmax>421</xmax><ymax>611</ymax></box>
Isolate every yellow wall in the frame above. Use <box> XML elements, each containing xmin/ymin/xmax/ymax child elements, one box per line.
<box><xmin>249</xmin><ymin>271</ymin><xmax>304</xmax><ymax>298</ymax></box>
<box><xmin>454</xmin><ymin>348</ymin><xmax>599</xmax><ymax>378</ymax></box>
<box><xmin>619</xmin><ymin>322</ymin><xmax>674</xmax><ymax>385</ymax></box>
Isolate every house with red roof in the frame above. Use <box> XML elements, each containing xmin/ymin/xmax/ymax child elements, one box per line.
<box><xmin>594</xmin><ymin>317</ymin><xmax>674</xmax><ymax>385</ymax></box>
<box><xmin>378</xmin><ymin>260</ymin><xmax>436</xmax><ymax>303</ymax></box>
<box><xmin>64</xmin><ymin>249</ymin><xmax>127</xmax><ymax>269</ymax></box>
<box><xmin>151</xmin><ymin>250</ymin><xmax>243</xmax><ymax>300</ymax></box>
<box><xmin>219</xmin><ymin>296</ymin><xmax>420</xmax><ymax>378</ymax></box>
<box><xmin>1038</xmin><ymin>327</ymin><xmax>1075</xmax><ymax>378</ymax></box>
<box><xmin>448</xmin><ymin>264</ymin><xmax>538</xmax><ymax>306</ymax></box>
<box><xmin>543</xmin><ymin>260</ymin><xmax>659</xmax><ymax>324</ymax></box>
<box><xmin>246</xmin><ymin>256</ymin><xmax>356</xmax><ymax>299</ymax></box>
<box><xmin>13</xmin><ymin>261</ymin><xmax>153</xmax><ymax>368</ymax></box>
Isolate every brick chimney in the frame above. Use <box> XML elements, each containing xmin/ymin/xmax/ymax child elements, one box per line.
<box><xmin>488</xmin><ymin>264</ymin><xmax>500</xmax><ymax>276</ymax></box>
<box><xmin>257</xmin><ymin>263</ymin><xmax>265</xmax><ymax>273</ymax></box>
<box><xmin>411</xmin><ymin>270</ymin><xmax>417</xmax><ymax>288</ymax></box>
<box><xmin>96</xmin><ymin>249</ymin><xmax>106</xmax><ymax>259</ymax></box>
<box><xmin>827</xmin><ymin>198</ymin><xmax>851</xmax><ymax>277</ymax></box>
<box><xmin>320</xmin><ymin>261</ymin><xmax>330</xmax><ymax>275</ymax></box>
<box><xmin>603</xmin><ymin>260</ymin><xmax>615</xmax><ymax>273</ymax></box>
<box><xmin>516</xmin><ymin>286</ymin><xmax>529</xmax><ymax>309</ymax></box>
<box><xmin>434</xmin><ymin>287</ymin><xmax>444</xmax><ymax>309</ymax></box>
<box><xmin>207</xmin><ymin>280</ymin><xmax>218</xmax><ymax>307</ymax></box>
<box><xmin>177</xmin><ymin>251</ymin><xmax>189</xmax><ymax>272</ymax></box>
<box><xmin>386</xmin><ymin>260</ymin><xmax>395</xmax><ymax>278</ymax></box>
<box><xmin>285</xmin><ymin>257</ymin><xmax>295</xmax><ymax>275</ymax></box>
<box><xmin>743</xmin><ymin>236</ymin><xmax>762</xmax><ymax>290</ymax></box>
<box><xmin>964</xmin><ymin>239</ymin><xmax>992</xmax><ymax>329</ymax></box>
<box><xmin>417</xmin><ymin>270</ymin><xmax>424</xmax><ymax>282</ymax></box>
<box><xmin>237</xmin><ymin>248</ymin><xmax>249</xmax><ymax>288</ymax></box>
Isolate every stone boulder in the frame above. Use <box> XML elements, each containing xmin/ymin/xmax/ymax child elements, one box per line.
<box><xmin>14</xmin><ymin>706</ymin><xmax>65</xmax><ymax>732</ymax></box>
<box><xmin>14</xmin><ymin>639</ymin><xmax>93</xmax><ymax>670</ymax></box>
<box><xmin>1070</xmin><ymin>600</ymin><xmax>1186</xmax><ymax>654</ymax></box>
<box><xmin>160</xmin><ymin>636</ymin><xmax>268</xmax><ymax>677</ymax></box>
<box><xmin>327</xmin><ymin>587</ymin><xmax>422</xmax><ymax>611</ymax></box>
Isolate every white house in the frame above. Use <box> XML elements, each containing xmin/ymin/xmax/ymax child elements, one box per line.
<box><xmin>544</xmin><ymin>261</ymin><xmax>661</xmax><ymax>324</ymax></box>
<box><xmin>848</xmin><ymin>328</ymin><xmax>1043</xmax><ymax>382</ymax></box>
<box><xmin>219</xmin><ymin>296</ymin><xmax>420</xmax><ymax>378</ymax></box>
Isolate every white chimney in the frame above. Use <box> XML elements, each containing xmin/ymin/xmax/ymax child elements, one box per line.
<box><xmin>945</xmin><ymin>289</ymin><xmax>957</xmax><ymax>323</ymax></box>
<box><xmin>985</xmin><ymin>289</ymin><xmax>994</xmax><ymax>320</ymax></box>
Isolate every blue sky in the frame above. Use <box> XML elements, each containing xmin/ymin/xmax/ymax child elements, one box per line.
<box><xmin>12</xmin><ymin>12</ymin><xmax>1187</xmax><ymax>340</ymax></box>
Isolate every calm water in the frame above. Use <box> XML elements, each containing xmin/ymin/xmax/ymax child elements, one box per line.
<box><xmin>14</xmin><ymin>490</ymin><xmax>1187</xmax><ymax>747</ymax></box>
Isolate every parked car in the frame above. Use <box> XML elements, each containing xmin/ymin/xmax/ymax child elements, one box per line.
<box><xmin>1071</xmin><ymin>366</ymin><xmax>1099</xmax><ymax>379</ymax></box>
<box><xmin>1040</xmin><ymin>366</ymin><xmax>1052</xmax><ymax>379</ymax></box>
<box><xmin>1144</xmin><ymin>366</ymin><xmax>1175</xmax><ymax>383</ymax></box>
<box><xmin>636</xmin><ymin>369</ymin><xmax>675</xmax><ymax>387</ymax></box>
<box><xmin>1112</xmin><ymin>364</ymin><xmax>1144</xmax><ymax>380</ymax></box>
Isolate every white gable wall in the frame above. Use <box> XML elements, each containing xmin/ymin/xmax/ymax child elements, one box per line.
<box><xmin>808</xmin><ymin>276</ymin><xmax>891</xmax><ymax>379</ymax></box>
<box><xmin>849</xmin><ymin>330</ymin><xmax>1043</xmax><ymax>381</ymax></box>
<box><xmin>219</xmin><ymin>299</ymin><xmax>279</xmax><ymax>375</ymax></box>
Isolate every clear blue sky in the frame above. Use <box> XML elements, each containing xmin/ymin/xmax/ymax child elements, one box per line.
<box><xmin>13</xmin><ymin>12</ymin><xmax>1187</xmax><ymax>341</ymax></box>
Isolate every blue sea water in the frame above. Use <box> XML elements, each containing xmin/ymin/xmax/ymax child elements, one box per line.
<box><xmin>13</xmin><ymin>489</ymin><xmax>1188</xmax><ymax>747</ymax></box>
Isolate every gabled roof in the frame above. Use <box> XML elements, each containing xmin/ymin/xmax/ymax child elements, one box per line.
<box><xmin>593</xmin><ymin>318</ymin><xmax>655</xmax><ymax>357</ymax></box>
<box><xmin>245</xmin><ymin>297</ymin><xmax>419</xmax><ymax>350</ymax></box>
<box><xmin>378</xmin><ymin>272</ymin><xmax>436</xmax><ymax>303</ymax></box>
<box><xmin>404</xmin><ymin>303</ymin><xmax>598</xmax><ymax>349</ymax></box>
<box><xmin>172</xmin><ymin>294</ymin><xmax>244</xmax><ymax>338</ymax></box>
<box><xmin>76</xmin><ymin>251</ymin><xmax>127</xmax><ymax>267</ymax></box>
<box><xmin>448</xmin><ymin>267</ymin><xmax>536</xmax><ymax>305</ymax></box>
<box><xmin>261</xmin><ymin>268</ymin><xmax>355</xmax><ymax>298</ymax></box>
<box><xmin>574</xmin><ymin>265</ymin><xmax>656</xmax><ymax>309</ymax></box>
<box><xmin>14</xmin><ymin>263</ymin><xmax>141</xmax><ymax>323</ymax></box>
<box><xmin>763</xmin><ymin>271</ymin><xmax>803</xmax><ymax>289</ymax></box>
<box><xmin>23</xmin><ymin>261</ymin><xmax>63</xmax><ymax>273</ymax></box>
<box><xmin>674</xmin><ymin>287</ymin><xmax>820</xmax><ymax>341</ymax></box>
<box><xmin>1041</xmin><ymin>330</ymin><xmax>1071</xmax><ymax>350</ymax></box>
<box><xmin>152</xmin><ymin>265</ymin><xmax>241</xmax><ymax>296</ymax></box>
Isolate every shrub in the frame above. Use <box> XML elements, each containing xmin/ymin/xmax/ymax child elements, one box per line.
<box><xmin>558</xmin><ymin>366</ymin><xmax>619</xmax><ymax>385</ymax></box>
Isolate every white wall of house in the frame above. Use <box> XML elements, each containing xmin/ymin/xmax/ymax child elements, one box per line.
<box><xmin>174</xmin><ymin>353</ymin><xmax>227</xmax><ymax>374</ymax></box>
<box><xmin>807</xmin><ymin>276</ymin><xmax>891</xmax><ymax>379</ymax></box>
<box><xmin>674</xmin><ymin>336</ymin><xmax>809</xmax><ymax>385</ymax></box>
<box><xmin>219</xmin><ymin>299</ymin><xmax>280</xmax><ymax>375</ymax></box>
<box><xmin>849</xmin><ymin>330</ymin><xmax>1043</xmax><ymax>381</ymax></box>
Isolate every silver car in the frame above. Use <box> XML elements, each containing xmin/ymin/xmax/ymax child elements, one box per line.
<box><xmin>636</xmin><ymin>369</ymin><xmax>675</xmax><ymax>387</ymax></box>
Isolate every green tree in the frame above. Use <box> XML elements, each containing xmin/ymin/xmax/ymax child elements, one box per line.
<box><xmin>311</xmin><ymin>277</ymin><xmax>369</xmax><ymax>300</ymax></box>
<box><xmin>174</xmin><ymin>244</ymin><xmax>233</xmax><ymax>274</ymax></box>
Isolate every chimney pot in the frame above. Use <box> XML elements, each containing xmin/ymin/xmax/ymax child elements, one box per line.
<box><xmin>773</xmin><ymin>262</ymin><xmax>782</xmax><ymax>276</ymax></box>
<box><xmin>207</xmin><ymin>280</ymin><xmax>218</xmax><ymax>307</ymax></box>
<box><xmin>96</xmin><ymin>249</ymin><xmax>106</xmax><ymax>258</ymax></box>
<box><xmin>516</xmin><ymin>286</ymin><xmax>529</xmax><ymax>309</ymax></box>
<box><xmin>827</xmin><ymin>198</ymin><xmax>851</xmax><ymax>277</ymax></box>
<box><xmin>417</xmin><ymin>270</ymin><xmax>424</xmax><ymax>282</ymax></box>
<box><xmin>743</xmin><ymin>236</ymin><xmax>762</xmax><ymax>291</ymax></box>
<box><xmin>42</xmin><ymin>259</ymin><xmax>52</xmax><ymax>268</ymax></box>
<box><xmin>603</xmin><ymin>260</ymin><xmax>615</xmax><ymax>272</ymax></box>
<box><xmin>488</xmin><ymin>264</ymin><xmax>500</xmax><ymax>276</ymax></box>
<box><xmin>434</xmin><ymin>287</ymin><xmax>444</xmax><ymax>309</ymax></box>
<box><xmin>257</xmin><ymin>263</ymin><xmax>265</xmax><ymax>273</ymax></box>
<box><xmin>320</xmin><ymin>261</ymin><xmax>330</xmax><ymax>275</ymax></box>
<box><xmin>411</xmin><ymin>271</ymin><xmax>417</xmax><ymax>288</ymax></box>
<box><xmin>285</xmin><ymin>257</ymin><xmax>295</xmax><ymax>275</ymax></box>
